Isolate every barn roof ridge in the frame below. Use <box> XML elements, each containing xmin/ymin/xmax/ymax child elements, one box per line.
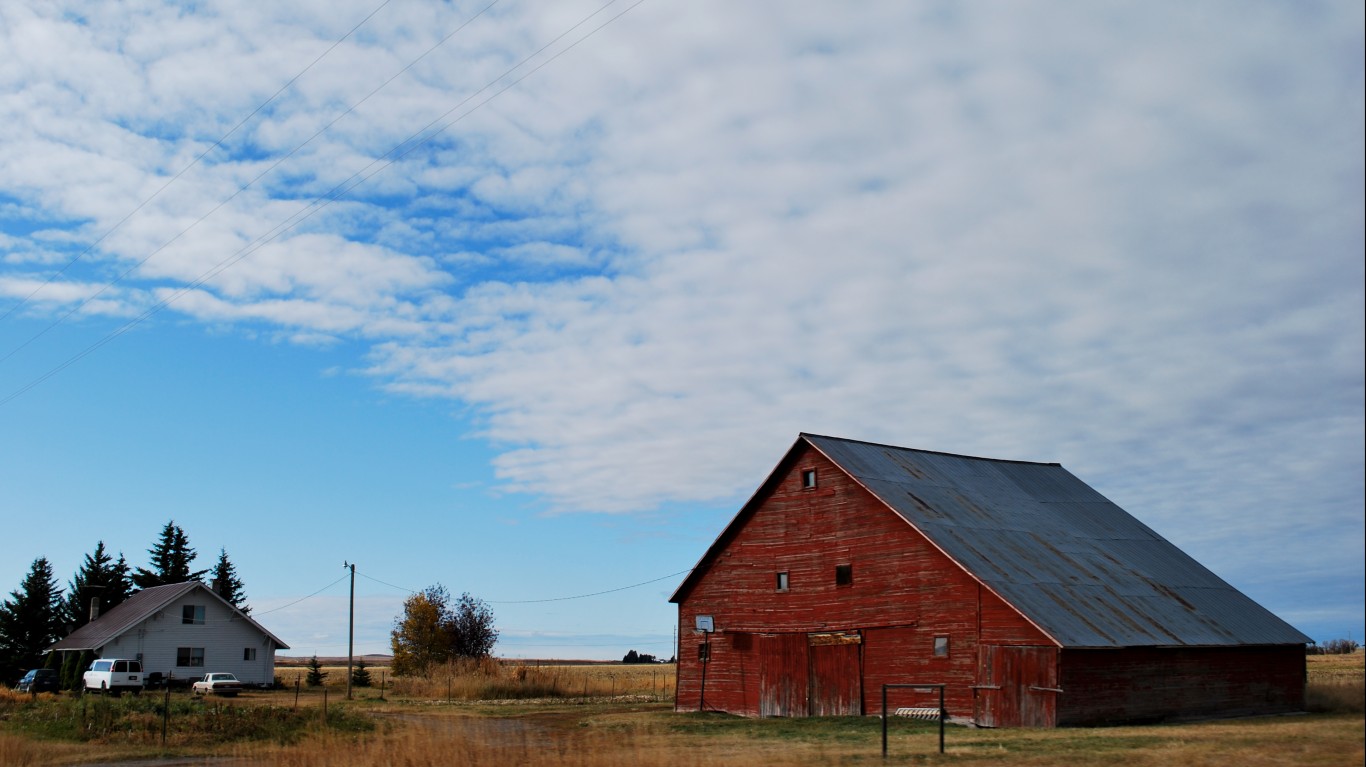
<box><xmin>798</xmin><ymin>432</ymin><xmax>1061</xmax><ymax>467</ymax></box>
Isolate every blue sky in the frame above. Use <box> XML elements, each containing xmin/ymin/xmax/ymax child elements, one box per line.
<box><xmin>1</xmin><ymin>0</ymin><xmax>1362</xmax><ymax>660</ymax></box>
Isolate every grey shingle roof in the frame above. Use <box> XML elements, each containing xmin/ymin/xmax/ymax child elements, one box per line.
<box><xmin>50</xmin><ymin>581</ymin><xmax>289</xmax><ymax>652</ymax></box>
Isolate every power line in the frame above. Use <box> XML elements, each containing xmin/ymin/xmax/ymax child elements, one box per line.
<box><xmin>356</xmin><ymin>565</ymin><xmax>691</xmax><ymax>604</ymax></box>
<box><xmin>0</xmin><ymin>0</ymin><xmax>398</xmax><ymax>324</ymax></box>
<box><xmin>249</xmin><ymin>574</ymin><xmax>349</xmax><ymax>615</ymax></box>
<box><xmin>0</xmin><ymin>0</ymin><xmax>648</xmax><ymax>408</ymax></box>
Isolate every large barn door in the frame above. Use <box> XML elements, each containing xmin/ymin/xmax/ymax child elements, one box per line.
<box><xmin>975</xmin><ymin>645</ymin><xmax>1057</xmax><ymax>727</ymax></box>
<box><xmin>807</xmin><ymin>632</ymin><xmax>862</xmax><ymax>716</ymax></box>
<box><xmin>758</xmin><ymin>634</ymin><xmax>808</xmax><ymax>717</ymax></box>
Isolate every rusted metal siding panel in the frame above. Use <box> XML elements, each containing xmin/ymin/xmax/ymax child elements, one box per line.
<box><xmin>1057</xmin><ymin>646</ymin><xmax>1307</xmax><ymax>725</ymax></box>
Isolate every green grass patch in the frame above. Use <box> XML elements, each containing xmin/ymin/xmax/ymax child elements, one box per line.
<box><xmin>0</xmin><ymin>694</ymin><xmax>373</xmax><ymax>746</ymax></box>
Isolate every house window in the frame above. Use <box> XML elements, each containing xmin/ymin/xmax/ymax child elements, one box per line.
<box><xmin>244</xmin><ymin>647</ymin><xmax>257</xmax><ymax>661</ymax></box>
<box><xmin>835</xmin><ymin>564</ymin><xmax>853</xmax><ymax>587</ymax></box>
<box><xmin>176</xmin><ymin>647</ymin><xmax>205</xmax><ymax>667</ymax></box>
<box><xmin>776</xmin><ymin>571</ymin><xmax>789</xmax><ymax>591</ymax></box>
<box><xmin>933</xmin><ymin>636</ymin><xmax>950</xmax><ymax>657</ymax></box>
<box><xmin>182</xmin><ymin>605</ymin><xmax>206</xmax><ymax>625</ymax></box>
<box><xmin>802</xmin><ymin>469</ymin><xmax>817</xmax><ymax>489</ymax></box>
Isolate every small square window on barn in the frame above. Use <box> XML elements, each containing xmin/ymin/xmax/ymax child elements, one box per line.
<box><xmin>801</xmin><ymin>469</ymin><xmax>817</xmax><ymax>488</ymax></box>
<box><xmin>835</xmin><ymin>564</ymin><xmax>853</xmax><ymax>587</ymax></box>
<box><xmin>933</xmin><ymin>636</ymin><xmax>949</xmax><ymax>657</ymax></box>
<box><xmin>776</xmin><ymin>571</ymin><xmax>789</xmax><ymax>591</ymax></box>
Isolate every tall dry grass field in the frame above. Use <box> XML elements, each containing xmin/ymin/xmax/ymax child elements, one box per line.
<box><xmin>1307</xmin><ymin>650</ymin><xmax>1365</xmax><ymax>714</ymax></box>
<box><xmin>384</xmin><ymin>659</ymin><xmax>675</xmax><ymax>702</ymax></box>
<box><xmin>3</xmin><ymin>654</ymin><xmax>1361</xmax><ymax>766</ymax></box>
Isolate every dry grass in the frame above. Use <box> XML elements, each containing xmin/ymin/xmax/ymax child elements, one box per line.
<box><xmin>3</xmin><ymin>654</ymin><xmax>1361</xmax><ymax>766</ymax></box>
<box><xmin>1307</xmin><ymin>651</ymin><xmax>1365</xmax><ymax>715</ymax></box>
<box><xmin>372</xmin><ymin>659</ymin><xmax>675</xmax><ymax>702</ymax></box>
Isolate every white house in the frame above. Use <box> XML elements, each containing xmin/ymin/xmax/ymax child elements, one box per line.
<box><xmin>50</xmin><ymin>581</ymin><xmax>288</xmax><ymax>686</ymax></box>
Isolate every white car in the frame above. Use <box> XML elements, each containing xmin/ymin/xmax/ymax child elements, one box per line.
<box><xmin>192</xmin><ymin>672</ymin><xmax>243</xmax><ymax>697</ymax></box>
<box><xmin>83</xmin><ymin>659</ymin><xmax>144</xmax><ymax>696</ymax></box>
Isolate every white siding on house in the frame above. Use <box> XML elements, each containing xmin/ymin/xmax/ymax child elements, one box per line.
<box><xmin>98</xmin><ymin>590</ymin><xmax>280</xmax><ymax>686</ymax></box>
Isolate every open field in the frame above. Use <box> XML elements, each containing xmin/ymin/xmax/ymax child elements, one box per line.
<box><xmin>2</xmin><ymin>656</ymin><xmax>1361</xmax><ymax>766</ymax></box>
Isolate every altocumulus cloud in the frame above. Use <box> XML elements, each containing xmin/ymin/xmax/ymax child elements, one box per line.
<box><xmin>1</xmin><ymin>1</ymin><xmax>1362</xmax><ymax>627</ymax></box>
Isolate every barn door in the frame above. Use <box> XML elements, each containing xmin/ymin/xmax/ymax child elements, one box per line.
<box><xmin>807</xmin><ymin>632</ymin><xmax>862</xmax><ymax>716</ymax></box>
<box><xmin>758</xmin><ymin>634</ymin><xmax>808</xmax><ymax>717</ymax></box>
<box><xmin>975</xmin><ymin>645</ymin><xmax>1057</xmax><ymax>727</ymax></box>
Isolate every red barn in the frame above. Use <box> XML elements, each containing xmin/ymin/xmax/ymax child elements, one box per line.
<box><xmin>669</xmin><ymin>434</ymin><xmax>1309</xmax><ymax>727</ymax></box>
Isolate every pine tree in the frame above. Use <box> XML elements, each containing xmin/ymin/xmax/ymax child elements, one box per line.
<box><xmin>305</xmin><ymin>655</ymin><xmax>328</xmax><ymax>687</ymax></box>
<box><xmin>351</xmin><ymin>657</ymin><xmax>372</xmax><ymax>688</ymax></box>
<box><xmin>0</xmin><ymin>557</ymin><xmax>65</xmax><ymax>682</ymax></box>
<box><xmin>209</xmin><ymin>548</ymin><xmax>250</xmax><ymax>614</ymax></box>
<box><xmin>132</xmin><ymin>521</ymin><xmax>207</xmax><ymax>589</ymax></box>
<box><xmin>63</xmin><ymin>541</ymin><xmax>133</xmax><ymax>629</ymax></box>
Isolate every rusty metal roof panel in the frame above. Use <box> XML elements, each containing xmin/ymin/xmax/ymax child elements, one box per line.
<box><xmin>806</xmin><ymin>434</ymin><xmax>1310</xmax><ymax>648</ymax></box>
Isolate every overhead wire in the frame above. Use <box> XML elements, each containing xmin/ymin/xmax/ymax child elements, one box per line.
<box><xmin>0</xmin><ymin>0</ymin><xmax>648</xmax><ymax>408</ymax></box>
<box><xmin>356</xmin><ymin>565</ymin><xmax>691</xmax><ymax>603</ymax></box>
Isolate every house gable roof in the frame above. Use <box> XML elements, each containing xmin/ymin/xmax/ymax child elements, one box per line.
<box><xmin>672</xmin><ymin>433</ymin><xmax>1310</xmax><ymax>649</ymax></box>
<box><xmin>50</xmin><ymin>581</ymin><xmax>289</xmax><ymax>652</ymax></box>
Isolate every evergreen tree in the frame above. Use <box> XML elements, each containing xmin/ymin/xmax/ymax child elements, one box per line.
<box><xmin>0</xmin><ymin>557</ymin><xmax>65</xmax><ymax>683</ymax></box>
<box><xmin>132</xmin><ymin>521</ymin><xmax>207</xmax><ymax>589</ymax></box>
<box><xmin>209</xmin><ymin>548</ymin><xmax>250</xmax><ymax>614</ymax></box>
<box><xmin>305</xmin><ymin>655</ymin><xmax>328</xmax><ymax>687</ymax></box>
<box><xmin>63</xmin><ymin>541</ymin><xmax>133</xmax><ymax>630</ymax></box>
<box><xmin>351</xmin><ymin>657</ymin><xmax>372</xmax><ymax>688</ymax></box>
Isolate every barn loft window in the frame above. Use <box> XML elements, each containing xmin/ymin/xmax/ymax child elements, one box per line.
<box><xmin>776</xmin><ymin>571</ymin><xmax>790</xmax><ymax>591</ymax></box>
<box><xmin>835</xmin><ymin>564</ymin><xmax>853</xmax><ymax>587</ymax></box>
<box><xmin>182</xmin><ymin>605</ymin><xmax>205</xmax><ymax>625</ymax></box>
<box><xmin>933</xmin><ymin>636</ymin><xmax>950</xmax><ymax>657</ymax></box>
<box><xmin>801</xmin><ymin>469</ymin><xmax>817</xmax><ymax>488</ymax></box>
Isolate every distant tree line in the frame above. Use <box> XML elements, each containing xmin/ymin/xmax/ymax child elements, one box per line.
<box><xmin>621</xmin><ymin>649</ymin><xmax>666</xmax><ymax>664</ymax></box>
<box><xmin>0</xmin><ymin>520</ymin><xmax>250</xmax><ymax>685</ymax></box>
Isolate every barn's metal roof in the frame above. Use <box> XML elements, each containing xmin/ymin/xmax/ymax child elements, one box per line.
<box><xmin>50</xmin><ymin>581</ymin><xmax>289</xmax><ymax>652</ymax></box>
<box><xmin>803</xmin><ymin>434</ymin><xmax>1310</xmax><ymax>648</ymax></box>
<box><xmin>671</xmin><ymin>434</ymin><xmax>1309</xmax><ymax>649</ymax></box>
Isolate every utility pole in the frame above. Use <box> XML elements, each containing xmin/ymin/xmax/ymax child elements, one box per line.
<box><xmin>343</xmin><ymin>561</ymin><xmax>355</xmax><ymax>700</ymax></box>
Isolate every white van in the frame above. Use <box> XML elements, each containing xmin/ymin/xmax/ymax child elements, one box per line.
<box><xmin>83</xmin><ymin>658</ymin><xmax>144</xmax><ymax>696</ymax></box>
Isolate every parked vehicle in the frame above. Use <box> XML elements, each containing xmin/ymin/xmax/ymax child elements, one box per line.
<box><xmin>82</xmin><ymin>658</ymin><xmax>143</xmax><ymax>696</ymax></box>
<box><xmin>16</xmin><ymin>668</ymin><xmax>60</xmax><ymax>693</ymax></box>
<box><xmin>192</xmin><ymin>672</ymin><xmax>243</xmax><ymax>697</ymax></box>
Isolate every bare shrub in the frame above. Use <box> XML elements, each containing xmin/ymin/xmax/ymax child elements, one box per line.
<box><xmin>1321</xmin><ymin>638</ymin><xmax>1361</xmax><ymax>655</ymax></box>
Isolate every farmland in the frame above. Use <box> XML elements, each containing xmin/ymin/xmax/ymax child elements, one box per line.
<box><xmin>1</xmin><ymin>654</ymin><xmax>1360</xmax><ymax>766</ymax></box>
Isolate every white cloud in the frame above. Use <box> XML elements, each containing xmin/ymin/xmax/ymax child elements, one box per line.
<box><xmin>1</xmin><ymin>1</ymin><xmax>1362</xmax><ymax>622</ymax></box>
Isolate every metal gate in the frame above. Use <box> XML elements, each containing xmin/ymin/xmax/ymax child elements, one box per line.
<box><xmin>975</xmin><ymin>645</ymin><xmax>1057</xmax><ymax>727</ymax></box>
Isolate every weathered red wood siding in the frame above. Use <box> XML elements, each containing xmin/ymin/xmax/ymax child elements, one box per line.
<box><xmin>675</xmin><ymin>443</ymin><xmax>1051</xmax><ymax>719</ymax></box>
<box><xmin>1056</xmin><ymin>646</ymin><xmax>1306</xmax><ymax>725</ymax></box>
